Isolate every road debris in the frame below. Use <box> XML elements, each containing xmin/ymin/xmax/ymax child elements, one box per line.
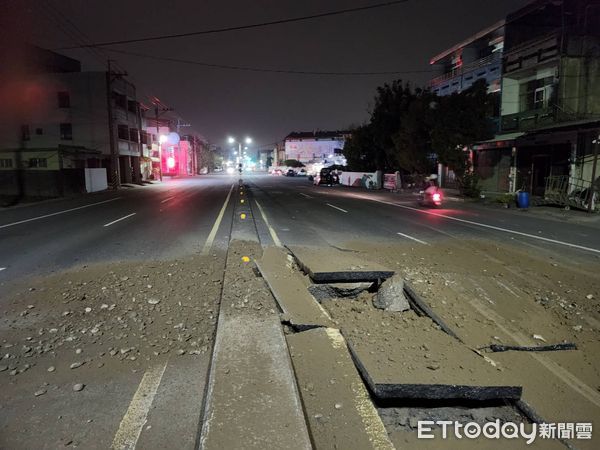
<box><xmin>484</xmin><ymin>343</ymin><xmax>577</xmax><ymax>352</ymax></box>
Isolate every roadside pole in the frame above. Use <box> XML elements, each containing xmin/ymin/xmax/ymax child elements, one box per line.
<box><xmin>588</xmin><ymin>134</ymin><xmax>599</xmax><ymax>214</ymax></box>
<box><xmin>106</xmin><ymin>60</ymin><xmax>120</xmax><ymax>189</ymax></box>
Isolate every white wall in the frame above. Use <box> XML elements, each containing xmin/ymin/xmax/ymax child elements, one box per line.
<box><xmin>285</xmin><ymin>139</ymin><xmax>344</xmax><ymax>163</ymax></box>
<box><xmin>338</xmin><ymin>171</ymin><xmax>378</xmax><ymax>188</ymax></box>
<box><xmin>85</xmin><ymin>168</ymin><xmax>108</xmax><ymax>192</ymax></box>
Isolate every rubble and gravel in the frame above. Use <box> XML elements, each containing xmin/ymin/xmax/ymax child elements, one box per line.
<box><xmin>0</xmin><ymin>254</ymin><xmax>223</xmax><ymax>448</ymax></box>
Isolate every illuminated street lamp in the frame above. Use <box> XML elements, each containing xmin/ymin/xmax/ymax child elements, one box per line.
<box><xmin>227</xmin><ymin>136</ymin><xmax>252</xmax><ymax>167</ymax></box>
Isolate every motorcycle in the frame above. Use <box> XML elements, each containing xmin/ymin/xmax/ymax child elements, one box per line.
<box><xmin>418</xmin><ymin>186</ymin><xmax>443</xmax><ymax>208</ymax></box>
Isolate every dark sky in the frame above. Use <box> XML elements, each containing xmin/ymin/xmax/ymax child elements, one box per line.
<box><xmin>3</xmin><ymin>0</ymin><xmax>529</xmax><ymax>149</ymax></box>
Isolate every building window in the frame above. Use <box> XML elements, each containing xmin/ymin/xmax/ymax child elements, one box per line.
<box><xmin>0</xmin><ymin>158</ymin><xmax>13</xmax><ymax>168</ymax></box>
<box><xmin>57</xmin><ymin>91</ymin><xmax>70</xmax><ymax>108</ymax></box>
<box><xmin>127</xmin><ymin>100</ymin><xmax>138</xmax><ymax>114</ymax></box>
<box><xmin>21</xmin><ymin>125</ymin><xmax>30</xmax><ymax>141</ymax></box>
<box><xmin>117</xmin><ymin>124</ymin><xmax>129</xmax><ymax>140</ymax></box>
<box><xmin>35</xmin><ymin>128</ymin><xmax>43</xmax><ymax>135</ymax></box>
<box><xmin>129</xmin><ymin>128</ymin><xmax>139</xmax><ymax>143</ymax></box>
<box><xmin>140</xmin><ymin>131</ymin><xmax>148</xmax><ymax>145</ymax></box>
<box><xmin>520</xmin><ymin>76</ymin><xmax>554</xmax><ymax>111</ymax></box>
<box><xmin>29</xmin><ymin>158</ymin><xmax>47</xmax><ymax>168</ymax></box>
<box><xmin>60</xmin><ymin>123</ymin><xmax>73</xmax><ymax>140</ymax></box>
<box><xmin>113</xmin><ymin>92</ymin><xmax>127</xmax><ymax>109</ymax></box>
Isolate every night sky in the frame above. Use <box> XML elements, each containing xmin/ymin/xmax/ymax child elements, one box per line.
<box><xmin>3</xmin><ymin>0</ymin><xmax>529</xmax><ymax>150</ymax></box>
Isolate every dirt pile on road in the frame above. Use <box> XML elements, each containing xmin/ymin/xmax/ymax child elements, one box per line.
<box><xmin>0</xmin><ymin>255</ymin><xmax>223</xmax><ymax>395</ymax></box>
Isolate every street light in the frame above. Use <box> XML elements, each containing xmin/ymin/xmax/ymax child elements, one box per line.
<box><xmin>227</xmin><ymin>136</ymin><xmax>252</xmax><ymax>167</ymax></box>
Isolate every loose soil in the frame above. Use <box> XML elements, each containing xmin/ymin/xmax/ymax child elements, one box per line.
<box><xmin>0</xmin><ymin>255</ymin><xmax>223</xmax><ymax>448</ymax></box>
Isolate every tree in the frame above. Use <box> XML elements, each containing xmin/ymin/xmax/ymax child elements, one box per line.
<box><xmin>343</xmin><ymin>125</ymin><xmax>378</xmax><ymax>171</ymax></box>
<box><xmin>430</xmin><ymin>80</ymin><xmax>494</xmax><ymax>181</ymax></box>
<box><xmin>392</xmin><ymin>88</ymin><xmax>437</xmax><ymax>175</ymax></box>
<box><xmin>369</xmin><ymin>80</ymin><xmax>414</xmax><ymax>171</ymax></box>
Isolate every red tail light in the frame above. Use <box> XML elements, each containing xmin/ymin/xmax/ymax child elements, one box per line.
<box><xmin>432</xmin><ymin>193</ymin><xmax>442</xmax><ymax>202</ymax></box>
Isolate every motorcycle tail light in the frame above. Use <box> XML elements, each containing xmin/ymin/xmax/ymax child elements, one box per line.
<box><xmin>432</xmin><ymin>193</ymin><xmax>442</xmax><ymax>202</ymax></box>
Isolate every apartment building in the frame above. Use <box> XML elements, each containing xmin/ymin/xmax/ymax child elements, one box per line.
<box><xmin>0</xmin><ymin>46</ymin><xmax>151</xmax><ymax>197</ymax></box>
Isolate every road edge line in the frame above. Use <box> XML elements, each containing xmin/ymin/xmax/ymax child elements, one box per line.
<box><xmin>255</xmin><ymin>199</ymin><xmax>283</xmax><ymax>247</ymax></box>
<box><xmin>201</xmin><ymin>184</ymin><xmax>234</xmax><ymax>256</ymax></box>
<box><xmin>0</xmin><ymin>197</ymin><xmax>122</xmax><ymax>229</ymax></box>
<box><xmin>111</xmin><ymin>361</ymin><xmax>168</xmax><ymax>450</ymax></box>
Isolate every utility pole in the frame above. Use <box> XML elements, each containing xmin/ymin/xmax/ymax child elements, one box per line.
<box><xmin>176</xmin><ymin>117</ymin><xmax>191</xmax><ymax>134</ymax></box>
<box><xmin>588</xmin><ymin>134</ymin><xmax>599</xmax><ymax>214</ymax></box>
<box><xmin>154</xmin><ymin>101</ymin><xmax>173</xmax><ymax>181</ymax></box>
<box><xmin>176</xmin><ymin>118</ymin><xmax>192</xmax><ymax>174</ymax></box>
<box><xmin>106</xmin><ymin>60</ymin><xmax>119</xmax><ymax>189</ymax></box>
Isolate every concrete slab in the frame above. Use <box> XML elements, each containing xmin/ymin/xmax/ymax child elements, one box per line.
<box><xmin>257</xmin><ymin>246</ymin><xmax>334</xmax><ymax>329</ymax></box>
<box><xmin>343</xmin><ymin>313</ymin><xmax>522</xmax><ymax>402</ymax></box>
<box><xmin>287</xmin><ymin>328</ymin><xmax>394</xmax><ymax>450</ymax></box>
<box><xmin>287</xmin><ymin>245</ymin><xmax>395</xmax><ymax>283</ymax></box>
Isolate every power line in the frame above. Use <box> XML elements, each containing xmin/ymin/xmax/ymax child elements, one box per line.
<box><xmin>102</xmin><ymin>47</ymin><xmax>432</xmax><ymax>76</ymax></box>
<box><xmin>41</xmin><ymin>1</ymin><xmax>197</xmax><ymax>131</ymax></box>
<box><xmin>57</xmin><ymin>0</ymin><xmax>410</xmax><ymax>49</ymax></box>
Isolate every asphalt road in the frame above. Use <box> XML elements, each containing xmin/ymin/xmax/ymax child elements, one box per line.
<box><xmin>246</xmin><ymin>174</ymin><xmax>600</xmax><ymax>266</ymax></box>
<box><xmin>2</xmin><ymin>173</ymin><xmax>600</xmax><ymax>449</ymax></box>
<box><xmin>2</xmin><ymin>171</ymin><xmax>599</xmax><ymax>291</ymax></box>
<box><xmin>0</xmin><ymin>176</ymin><xmax>236</xmax><ymax>292</ymax></box>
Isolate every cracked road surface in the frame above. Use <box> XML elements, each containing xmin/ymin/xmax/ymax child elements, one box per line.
<box><xmin>1</xmin><ymin>173</ymin><xmax>599</xmax><ymax>449</ymax></box>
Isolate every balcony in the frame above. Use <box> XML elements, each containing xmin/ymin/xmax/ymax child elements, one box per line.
<box><xmin>430</xmin><ymin>53</ymin><xmax>501</xmax><ymax>88</ymax></box>
<box><xmin>504</xmin><ymin>33</ymin><xmax>559</xmax><ymax>76</ymax></box>
<box><xmin>501</xmin><ymin>106</ymin><xmax>557</xmax><ymax>132</ymax></box>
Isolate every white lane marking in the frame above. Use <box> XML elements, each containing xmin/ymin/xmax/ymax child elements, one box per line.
<box><xmin>299</xmin><ymin>193</ymin><xmax>313</xmax><ymax>199</ymax></box>
<box><xmin>111</xmin><ymin>362</ymin><xmax>167</xmax><ymax>450</ymax></box>
<box><xmin>0</xmin><ymin>267</ymin><xmax>5</xmax><ymax>272</ymax></box>
<box><xmin>201</xmin><ymin>184</ymin><xmax>234</xmax><ymax>255</ymax></box>
<box><xmin>396</xmin><ymin>232</ymin><xmax>428</xmax><ymax>245</ymax></box>
<box><xmin>351</xmin><ymin>194</ymin><xmax>600</xmax><ymax>255</ymax></box>
<box><xmin>0</xmin><ymin>197</ymin><xmax>122</xmax><ymax>230</ymax></box>
<box><xmin>255</xmin><ymin>200</ymin><xmax>282</xmax><ymax>247</ymax></box>
<box><xmin>326</xmin><ymin>203</ymin><xmax>348</xmax><ymax>213</ymax></box>
<box><xmin>160</xmin><ymin>196</ymin><xmax>175</xmax><ymax>203</ymax></box>
<box><xmin>468</xmin><ymin>298</ymin><xmax>600</xmax><ymax>408</ymax></box>
<box><xmin>103</xmin><ymin>213</ymin><xmax>136</xmax><ymax>227</ymax></box>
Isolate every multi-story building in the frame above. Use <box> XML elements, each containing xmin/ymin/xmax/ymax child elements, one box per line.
<box><xmin>0</xmin><ymin>46</ymin><xmax>152</xmax><ymax>197</ymax></box>
<box><xmin>284</xmin><ymin>130</ymin><xmax>349</xmax><ymax>166</ymax></box>
<box><xmin>429</xmin><ymin>20</ymin><xmax>505</xmax><ymax>99</ymax></box>
<box><xmin>429</xmin><ymin>22</ymin><xmax>505</xmax><ymax>187</ymax></box>
<box><xmin>474</xmin><ymin>0</ymin><xmax>600</xmax><ymax>196</ymax></box>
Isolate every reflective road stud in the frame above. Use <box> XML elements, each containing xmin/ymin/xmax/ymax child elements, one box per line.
<box><xmin>240</xmin><ymin>213</ymin><xmax>246</xmax><ymax>220</ymax></box>
<box><xmin>241</xmin><ymin>256</ymin><xmax>250</xmax><ymax>263</ymax></box>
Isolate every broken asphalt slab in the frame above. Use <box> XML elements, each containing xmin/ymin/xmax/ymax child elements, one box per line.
<box><xmin>287</xmin><ymin>245</ymin><xmax>395</xmax><ymax>283</ymax></box>
<box><xmin>257</xmin><ymin>246</ymin><xmax>334</xmax><ymax>330</ymax></box>
<box><xmin>343</xmin><ymin>312</ymin><xmax>522</xmax><ymax>402</ymax></box>
<box><xmin>287</xmin><ymin>327</ymin><xmax>394</xmax><ymax>450</ymax></box>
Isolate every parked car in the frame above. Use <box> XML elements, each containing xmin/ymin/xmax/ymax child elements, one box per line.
<box><xmin>297</xmin><ymin>168</ymin><xmax>307</xmax><ymax>176</ymax></box>
<box><xmin>313</xmin><ymin>168</ymin><xmax>339</xmax><ymax>186</ymax></box>
<box><xmin>271</xmin><ymin>169</ymin><xmax>283</xmax><ymax>176</ymax></box>
<box><xmin>285</xmin><ymin>169</ymin><xmax>296</xmax><ymax>177</ymax></box>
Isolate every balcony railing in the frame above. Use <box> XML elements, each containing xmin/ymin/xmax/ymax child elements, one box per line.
<box><xmin>501</xmin><ymin>106</ymin><xmax>557</xmax><ymax>132</ymax></box>
<box><xmin>430</xmin><ymin>53</ymin><xmax>501</xmax><ymax>87</ymax></box>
